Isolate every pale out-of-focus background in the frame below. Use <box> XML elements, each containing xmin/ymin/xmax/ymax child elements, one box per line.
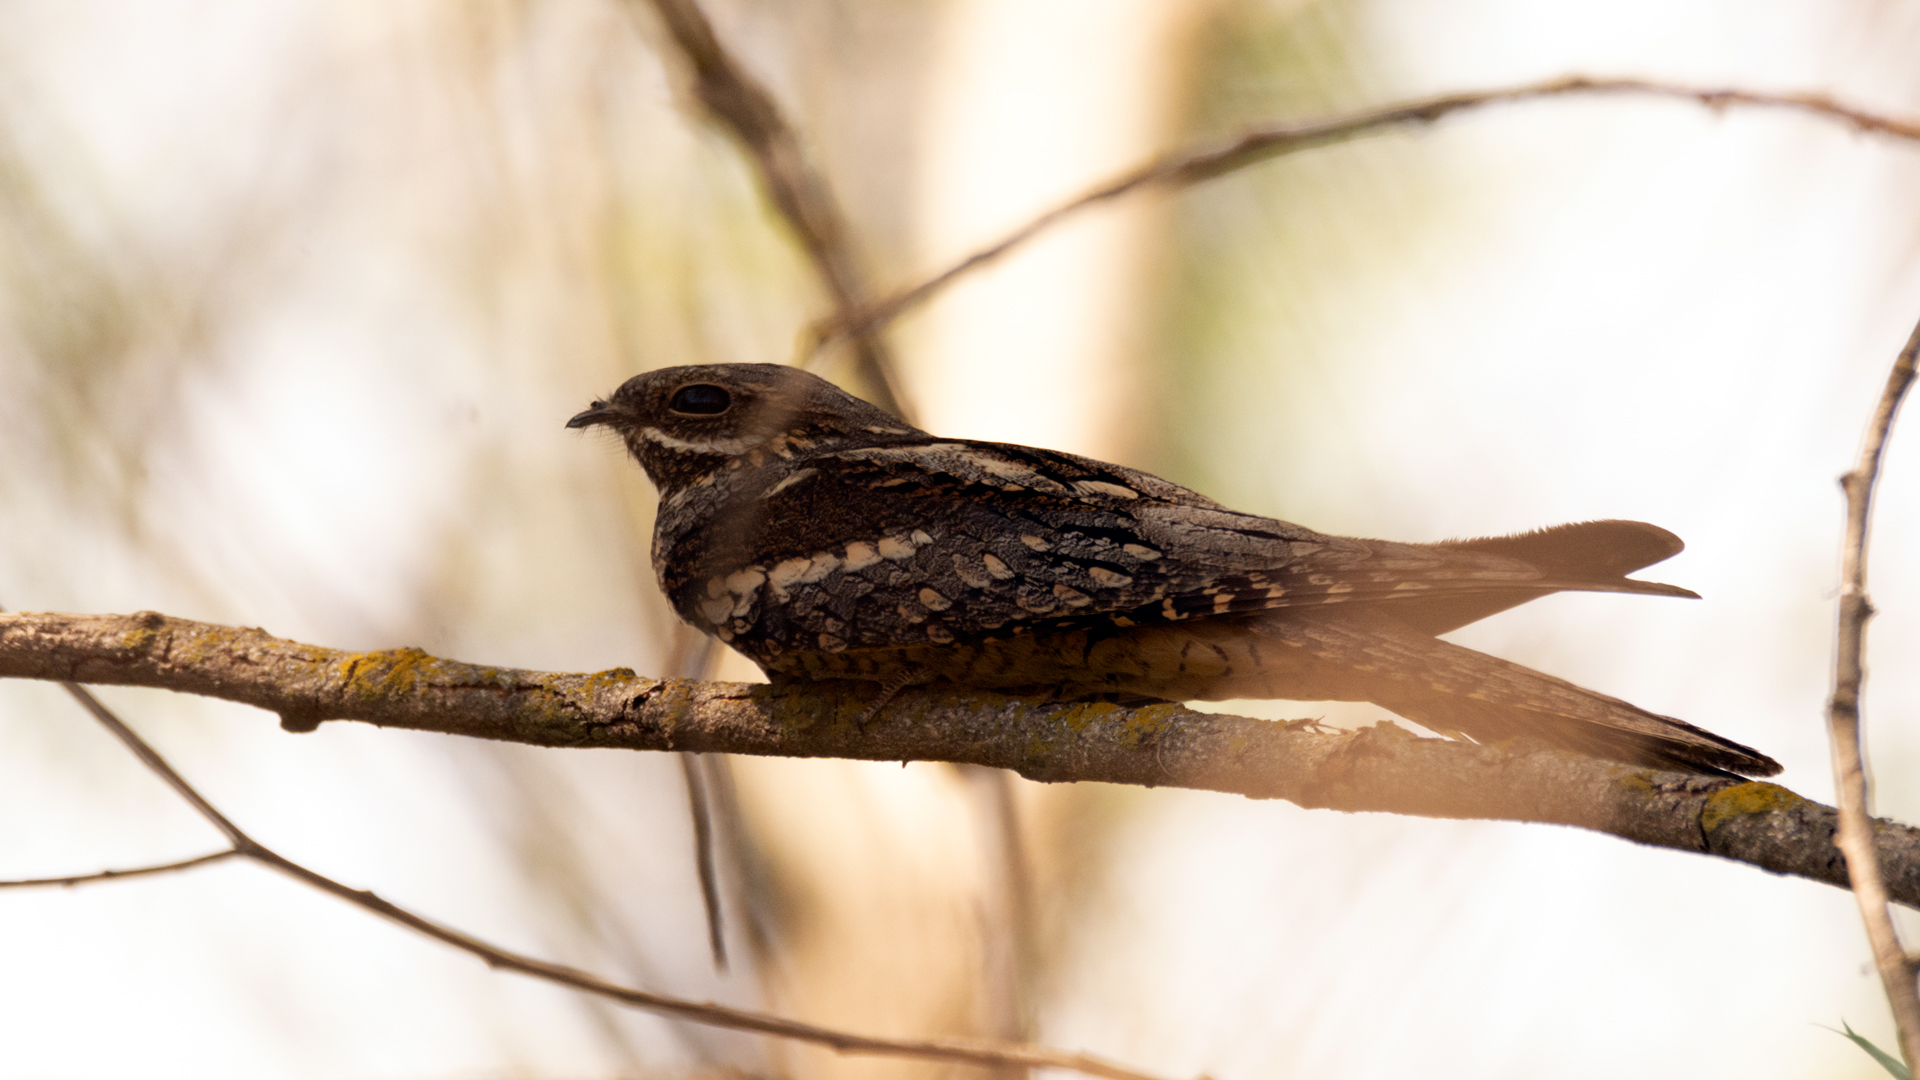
<box><xmin>4</xmin><ymin>1</ymin><xmax>1920</xmax><ymax>1077</ymax></box>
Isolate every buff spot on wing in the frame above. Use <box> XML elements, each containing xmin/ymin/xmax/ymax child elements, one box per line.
<box><xmin>764</xmin><ymin>468</ymin><xmax>818</xmax><ymax>497</ymax></box>
<box><xmin>1088</xmin><ymin>567</ymin><xmax>1132</xmax><ymax>587</ymax></box>
<box><xmin>953</xmin><ymin>555</ymin><xmax>992</xmax><ymax>589</ymax></box>
<box><xmin>878</xmin><ymin>535</ymin><xmax>917</xmax><ymax>560</ymax></box>
<box><xmin>982</xmin><ymin>553</ymin><xmax>1015</xmax><ymax>580</ymax></box>
<box><xmin>1074</xmin><ymin>479</ymin><xmax>1139</xmax><ymax>500</ymax></box>
<box><xmin>801</xmin><ymin>552</ymin><xmax>843</xmax><ymax>583</ymax></box>
<box><xmin>1053</xmin><ymin>584</ymin><xmax>1091</xmax><ymax>607</ymax></box>
<box><xmin>1123</xmin><ymin>544</ymin><xmax>1161</xmax><ymax>561</ymax></box>
<box><xmin>818</xmin><ymin>632</ymin><xmax>848</xmax><ymax>652</ymax></box>
<box><xmin>767</xmin><ymin>558</ymin><xmax>811</xmax><ymax>599</ymax></box>
<box><xmin>926</xmin><ymin>623</ymin><xmax>955</xmax><ymax>643</ymax></box>
<box><xmin>1020</xmin><ymin>534</ymin><xmax>1052</xmax><ymax>551</ymax></box>
<box><xmin>843</xmin><ymin>541</ymin><xmax>882</xmax><ymax>571</ymax></box>
<box><xmin>1018</xmin><ymin>592</ymin><xmax>1059</xmax><ymax>614</ymax></box>
<box><xmin>918</xmin><ymin>587</ymin><xmax>953</xmax><ymax>611</ymax></box>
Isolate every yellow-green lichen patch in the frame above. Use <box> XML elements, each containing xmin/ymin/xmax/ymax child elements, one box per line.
<box><xmin>1115</xmin><ymin>703</ymin><xmax>1181</xmax><ymax>748</ymax></box>
<box><xmin>1701</xmin><ymin>782</ymin><xmax>1805</xmax><ymax>834</ymax></box>
<box><xmin>1051</xmin><ymin>700</ymin><xmax>1124</xmax><ymax>733</ymax></box>
<box><xmin>1613</xmin><ymin>770</ymin><xmax>1660</xmax><ymax>796</ymax></box>
<box><xmin>119</xmin><ymin>623</ymin><xmax>165</xmax><ymax>659</ymax></box>
<box><xmin>577</xmin><ymin>667</ymin><xmax>642</xmax><ymax>700</ymax></box>
<box><xmin>331</xmin><ymin>646</ymin><xmax>440</xmax><ymax>704</ymax></box>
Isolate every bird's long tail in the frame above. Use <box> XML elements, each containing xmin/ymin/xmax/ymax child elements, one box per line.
<box><xmin>1249</xmin><ymin>609</ymin><xmax>1781</xmax><ymax>777</ymax></box>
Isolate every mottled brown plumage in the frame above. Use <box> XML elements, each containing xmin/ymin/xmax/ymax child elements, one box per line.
<box><xmin>569</xmin><ymin>363</ymin><xmax>1780</xmax><ymax>777</ymax></box>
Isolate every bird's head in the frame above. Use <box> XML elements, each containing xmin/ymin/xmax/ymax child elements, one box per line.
<box><xmin>567</xmin><ymin>363</ymin><xmax>922</xmax><ymax>493</ymax></box>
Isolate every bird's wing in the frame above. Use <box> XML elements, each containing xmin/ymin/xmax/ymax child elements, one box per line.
<box><xmin>731</xmin><ymin>440</ymin><xmax>1685</xmax><ymax>649</ymax></box>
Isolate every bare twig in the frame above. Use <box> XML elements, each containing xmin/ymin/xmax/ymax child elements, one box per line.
<box><xmin>0</xmin><ymin>849</ymin><xmax>239</xmax><ymax>889</ymax></box>
<box><xmin>638</xmin><ymin>0</ymin><xmax>908</xmax><ymax>418</ymax></box>
<box><xmin>33</xmin><ymin>677</ymin><xmax>1170</xmax><ymax>1080</ymax></box>
<box><xmin>4</xmin><ymin>610</ymin><xmax>1915</xmax><ymax>907</ymax></box>
<box><xmin>1829</xmin><ymin>314</ymin><xmax>1920</xmax><ymax>1068</ymax></box>
<box><xmin>815</xmin><ymin>75</ymin><xmax>1920</xmax><ymax>351</ymax></box>
<box><xmin>679</xmin><ymin>751</ymin><xmax>729</xmax><ymax>971</ymax></box>
<box><xmin>667</xmin><ymin>627</ymin><xmax>732</xmax><ymax>972</ymax></box>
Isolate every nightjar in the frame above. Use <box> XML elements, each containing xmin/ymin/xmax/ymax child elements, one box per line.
<box><xmin>569</xmin><ymin>363</ymin><xmax>1779</xmax><ymax>777</ymax></box>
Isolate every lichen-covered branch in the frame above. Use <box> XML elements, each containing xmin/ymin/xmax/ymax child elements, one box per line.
<box><xmin>4</xmin><ymin>609</ymin><xmax>1917</xmax><ymax>906</ymax></box>
<box><xmin>816</xmin><ymin>75</ymin><xmax>1920</xmax><ymax>351</ymax></box>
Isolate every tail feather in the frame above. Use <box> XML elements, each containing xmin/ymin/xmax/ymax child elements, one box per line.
<box><xmin>1395</xmin><ymin>520</ymin><xmax>1698</xmax><ymax>636</ymax></box>
<box><xmin>1249</xmin><ymin>607</ymin><xmax>1781</xmax><ymax>777</ymax></box>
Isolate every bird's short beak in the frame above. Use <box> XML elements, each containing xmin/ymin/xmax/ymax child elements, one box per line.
<box><xmin>567</xmin><ymin>401</ymin><xmax>622</xmax><ymax>430</ymax></box>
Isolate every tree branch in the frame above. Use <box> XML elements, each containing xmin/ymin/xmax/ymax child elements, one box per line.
<box><xmin>638</xmin><ymin>0</ymin><xmax>908</xmax><ymax>418</ymax></box>
<box><xmin>815</xmin><ymin>75</ymin><xmax>1920</xmax><ymax>351</ymax></box>
<box><xmin>5</xmin><ymin>609</ymin><xmax>1918</xmax><ymax>908</ymax></box>
<box><xmin>0</xmin><ymin>849</ymin><xmax>239</xmax><ymax>889</ymax></box>
<box><xmin>1829</xmin><ymin>313</ymin><xmax>1920</xmax><ymax>1066</ymax></box>
<box><xmin>27</xmin><ymin>676</ymin><xmax>1170</xmax><ymax>1080</ymax></box>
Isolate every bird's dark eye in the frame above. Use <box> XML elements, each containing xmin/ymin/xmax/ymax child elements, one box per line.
<box><xmin>669</xmin><ymin>384</ymin><xmax>732</xmax><ymax>416</ymax></box>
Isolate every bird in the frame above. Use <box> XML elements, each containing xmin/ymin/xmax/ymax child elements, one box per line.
<box><xmin>568</xmin><ymin>362</ymin><xmax>1780</xmax><ymax>778</ymax></box>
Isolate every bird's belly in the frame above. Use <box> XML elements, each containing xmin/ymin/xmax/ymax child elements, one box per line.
<box><xmin>754</xmin><ymin>615</ymin><xmax>1372</xmax><ymax>703</ymax></box>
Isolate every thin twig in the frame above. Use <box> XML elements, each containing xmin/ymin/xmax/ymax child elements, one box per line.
<box><xmin>814</xmin><ymin>75</ymin><xmax>1920</xmax><ymax>351</ymax></box>
<box><xmin>0</xmin><ymin>849</ymin><xmax>239</xmax><ymax>890</ymax></box>
<box><xmin>1829</xmin><ymin>314</ymin><xmax>1920</xmax><ymax>1068</ymax></box>
<box><xmin>638</xmin><ymin>0</ymin><xmax>908</xmax><ymax>418</ymax></box>
<box><xmin>667</xmin><ymin>626</ymin><xmax>731</xmax><ymax>972</ymax></box>
<box><xmin>679</xmin><ymin>752</ymin><xmax>728</xmax><ymax>971</ymax></box>
<box><xmin>37</xmin><ymin>681</ymin><xmax>1166</xmax><ymax>1080</ymax></box>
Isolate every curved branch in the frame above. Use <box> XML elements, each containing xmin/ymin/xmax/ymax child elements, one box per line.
<box><xmin>35</xmin><ymin>676</ymin><xmax>1167</xmax><ymax>1080</ymax></box>
<box><xmin>816</xmin><ymin>75</ymin><xmax>1920</xmax><ymax>350</ymax></box>
<box><xmin>5</xmin><ymin>609</ymin><xmax>1919</xmax><ymax>908</ymax></box>
<box><xmin>1829</xmin><ymin>314</ymin><xmax>1920</xmax><ymax>1064</ymax></box>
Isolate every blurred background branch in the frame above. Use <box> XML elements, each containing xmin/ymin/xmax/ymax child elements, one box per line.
<box><xmin>814</xmin><ymin>74</ymin><xmax>1920</xmax><ymax>354</ymax></box>
<box><xmin>639</xmin><ymin>0</ymin><xmax>907</xmax><ymax>416</ymax></box>
<box><xmin>19</xmin><ymin>675</ymin><xmax>1168</xmax><ymax>1080</ymax></box>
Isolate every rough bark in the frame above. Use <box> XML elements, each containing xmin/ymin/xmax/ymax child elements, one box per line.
<box><xmin>3</xmin><ymin>609</ymin><xmax>1911</xmax><ymax>905</ymax></box>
